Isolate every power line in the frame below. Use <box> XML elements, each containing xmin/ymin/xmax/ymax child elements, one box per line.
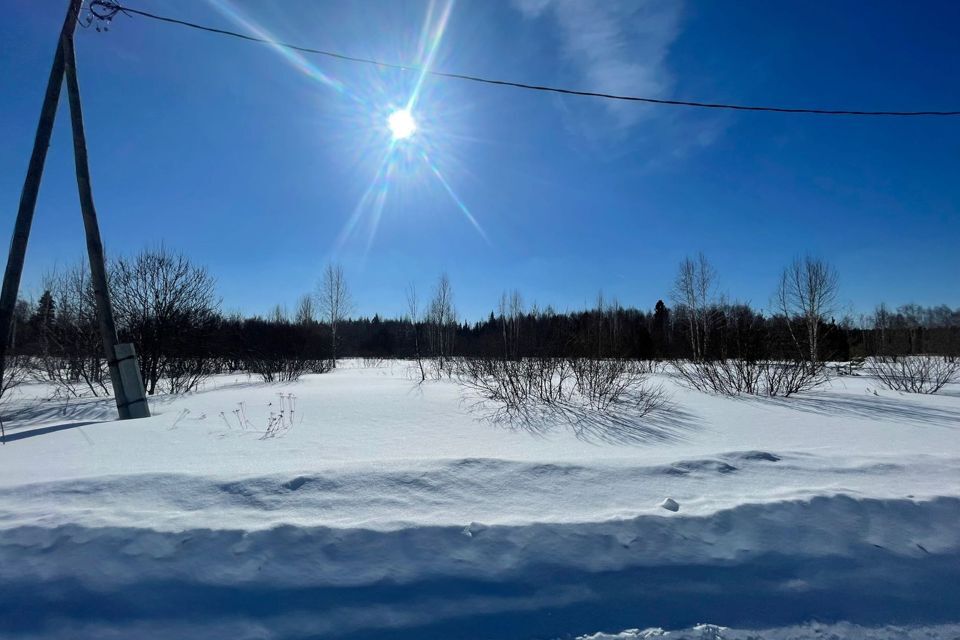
<box><xmin>89</xmin><ymin>1</ymin><xmax>960</xmax><ymax>117</ymax></box>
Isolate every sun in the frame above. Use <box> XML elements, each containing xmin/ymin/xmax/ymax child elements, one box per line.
<box><xmin>387</xmin><ymin>109</ymin><xmax>417</xmax><ymax>140</ymax></box>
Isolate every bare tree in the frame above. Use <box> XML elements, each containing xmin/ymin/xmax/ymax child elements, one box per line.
<box><xmin>316</xmin><ymin>263</ymin><xmax>354</xmax><ymax>368</ymax></box>
<box><xmin>671</xmin><ymin>253</ymin><xmax>716</xmax><ymax>361</ymax></box>
<box><xmin>406</xmin><ymin>283</ymin><xmax>426</xmax><ymax>382</ymax></box>
<box><xmin>111</xmin><ymin>247</ymin><xmax>220</xmax><ymax>395</ymax></box>
<box><xmin>37</xmin><ymin>262</ymin><xmax>109</xmax><ymax>397</ymax></box>
<box><xmin>427</xmin><ymin>273</ymin><xmax>456</xmax><ymax>371</ymax></box>
<box><xmin>593</xmin><ymin>290</ymin><xmax>606</xmax><ymax>357</ymax></box>
<box><xmin>499</xmin><ymin>289</ymin><xmax>523</xmax><ymax>360</ymax></box>
<box><xmin>873</xmin><ymin>302</ymin><xmax>891</xmax><ymax>354</ymax></box>
<box><xmin>295</xmin><ymin>294</ymin><xmax>316</xmax><ymax>325</ymax></box>
<box><xmin>269</xmin><ymin>304</ymin><xmax>288</xmax><ymax>324</ymax></box>
<box><xmin>607</xmin><ymin>296</ymin><xmax>622</xmax><ymax>356</ymax></box>
<box><xmin>776</xmin><ymin>256</ymin><xmax>839</xmax><ymax>366</ymax></box>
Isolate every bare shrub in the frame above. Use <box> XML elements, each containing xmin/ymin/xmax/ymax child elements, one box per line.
<box><xmin>761</xmin><ymin>360</ymin><xmax>827</xmax><ymax>396</ymax></box>
<box><xmin>460</xmin><ymin>356</ymin><xmax>667</xmax><ymax>418</ymax></box>
<box><xmin>569</xmin><ymin>357</ymin><xmax>646</xmax><ymax>410</ymax></box>
<box><xmin>1</xmin><ymin>351</ymin><xmax>31</xmax><ymax>442</ymax></box>
<box><xmin>625</xmin><ymin>379</ymin><xmax>671</xmax><ymax>418</ymax></box>
<box><xmin>35</xmin><ymin>354</ymin><xmax>108</xmax><ymax>398</ymax></box>
<box><xmin>459</xmin><ymin>357</ymin><xmax>573</xmax><ymax>411</ymax></box>
<box><xmin>308</xmin><ymin>359</ymin><xmax>333</xmax><ymax>375</ymax></box>
<box><xmin>238</xmin><ymin>318</ymin><xmax>331</xmax><ymax>382</ymax></box>
<box><xmin>672</xmin><ymin>358</ymin><xmax>826</xmax><ymax>397</ymax></box>
<box><xmin>111</xmin><ymin>247</ymin><xmax>220</xmax><ymax>395</ymax></box>
<box><xmin>0</xmin><ymin>355</ymin><xmax>31</xmax><ymax>442</ymax></box>
<box><xmin>672</xmin><ymin>359</ymin><xmax>760</xmax><ymax>395</ymax></box>
<box><xmin>245</xmin><ymin>355</ymin><xmax>330</xmax><ymax>383</ymax></box>
<box><xmin>36</xmin><ymin>263</ymin><xmax>109</xmax><ymax>397</ymax></box>
<box><xmin>427</xmin><ymin>353</ymin><xmax>454</xmax><ymax>381</ymax></box>
<box><xmin>630</xmin><ymin>359</ymin><xmax>666</xmax><ymax>375</ymax></box>
<box><xmin>871</xmin><ymin>355</ymin><xmax>959</xmax><ymax>394</ymax></box>
<box><xmin>1</xmin><ymin>354</ymin><xmax>31</xmax><ymax>404</ymax></box>
<box><xmin>163</xmin><ymin>357</ymin><xmax>215</xmax><ymax>394</ymax></box>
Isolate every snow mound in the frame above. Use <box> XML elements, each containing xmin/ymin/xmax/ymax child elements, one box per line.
<box><xmin>666</xmin><ymin>459</ymin><xmax>739</xmax><ymax>475</ymax></box>
<box><xmin>6</xmin><ymin>450</ymin><xmax>957</xmax><ymax>533</ymax></box>
<box><xmin>726</xmin><ymin>450</ymin><xmax>781</xmax><ymax>462</ymax></box>
<box><xmin>1</xmin><ymin>495</ymin><xmax>958</xmax><ymax>639</ymax></box>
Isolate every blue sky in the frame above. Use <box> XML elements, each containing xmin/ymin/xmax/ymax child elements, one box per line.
<box><xmin>2</xmin><ymin>0</ymin><xmax>958</xmax><ymax>321</ymax></box>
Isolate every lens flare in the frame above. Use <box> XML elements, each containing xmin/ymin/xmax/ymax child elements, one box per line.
<box><xmin>206</xmin><ymin>0</ymin><xmax>365</xmax><ymax>105</ymax></box>
<box><xmin>388</xmin><ymin>109</ymin><xmax>417</xmax><ymax>140</ymax></box>
<box><xmin>422</xmin><ymin>151</ymin><xmax>488</xmax><ymax>244</ymax></box>
<box><xmin>211</xmin><ymin>0</ymin><xmax>489</xmax><ymax>253</ymax></box>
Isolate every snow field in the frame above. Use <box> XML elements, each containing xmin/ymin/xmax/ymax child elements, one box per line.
<box><xmin>1</xmin><ymin>361</ymin><xmax>958</xmax><ymax>638</ymax></box>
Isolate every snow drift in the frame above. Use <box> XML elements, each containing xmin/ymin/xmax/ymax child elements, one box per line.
<box><xmin>1</xmin><ymin>494</ymin><xmax>958</xmax><ymax>639</ymax></box>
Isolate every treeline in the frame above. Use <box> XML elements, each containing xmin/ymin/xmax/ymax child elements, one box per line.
<box><xmin>4</xmin><ymin>248</ymin><xmax>959</xmax><ymax>400</ymax></box>
<box><xmin>308</xmin><ymin>301</ymin><xmax>960</xmax><ymax>362</ymax></box>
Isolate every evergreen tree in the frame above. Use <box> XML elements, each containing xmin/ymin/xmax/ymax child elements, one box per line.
<box><xmin>652</xmin><ymin>299</ymin><xmax>670</xmax><ymax>357</ymax></box>
<box><xmin>31</xmin><ymin>290</ymin><xmax>56</xmax><ymax>329</ymax></box>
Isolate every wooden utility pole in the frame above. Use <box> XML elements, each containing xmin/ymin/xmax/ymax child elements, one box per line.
<box><xmin>0</xmin><ymin>0</ymin><xmax>77</xmax><ymax>392</ymax></box>
<box><xmin>0</xmin><ymin>0</ymin><xmax>149</xmax><ymax>419</ymax></box>
<box><xmin>62</xmin><ymin>13</ymin><xmax>131</xmax><ymax>419</ymax></box>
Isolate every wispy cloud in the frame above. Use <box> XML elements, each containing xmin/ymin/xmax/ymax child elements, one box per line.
<box><xmin>514</xmin><ymin>0</ymin><xmax>684</xmax><ymax>131</ymax></box>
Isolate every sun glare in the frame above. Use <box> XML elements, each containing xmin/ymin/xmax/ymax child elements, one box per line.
<box><xmin>333</xmin><ymin>0</ymin><xmax>487</xmax><ymax>253</ymax></box>
<box><xmin>388</xmin><ymin>109</ymin><xmax>417</xmax><ymax>140</ymax></box>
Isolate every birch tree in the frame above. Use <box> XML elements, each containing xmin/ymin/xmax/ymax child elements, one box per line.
<box><xmin>499</xmin><ymin>289</ymin><xmax>523</xmax><ymax>360</ymax></box>
<box><xmin>671</xmin><ymin>253</ymin><xmax>716</xmax><ymax>361</ymax></box>
<box><xmin>406</xmin><ymin>283</ymin><xmax>426</xmax><ymax>382</ymax></box>
<box><xmin>316</xmin><ymin>263</ymin><xmax>354</xmax><ymax>368</ymax></box>
<box><xmin>776</xmin><ymin>256</ymin><xmax>839</xmax><ymax>366</ymax></box>
<box><xmin>428</xmin><ymin>274</ymin><xmax>456</xmax><ymax>370</ymax></box>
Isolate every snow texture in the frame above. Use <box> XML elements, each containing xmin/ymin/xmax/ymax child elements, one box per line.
<box><xmin>578</xmin><ymin>622</ymin><xmax>960</xmax><ymax>639</ymax></box>
<box><xmin>1</xmin><ymin>361</ymin><xmax>958</xmax><ymax>639</ymax></box>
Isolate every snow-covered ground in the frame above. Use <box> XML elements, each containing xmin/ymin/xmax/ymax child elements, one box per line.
<box><xmin>1</xmin><ymin>361</ymin><xmax>958</xmax><ymax>639</ymax></box>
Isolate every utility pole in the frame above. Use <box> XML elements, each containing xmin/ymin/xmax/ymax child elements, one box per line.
<box><xmin>0</xmin><ymin>0</ymin><xmax>149</xmax><ymax>419</ymax></box>
<box><xmin>0</xmin><ymin>0</ymin><xmax>76</xmax><ymax>396</ymax></box>
<box><xmin>62</xmin><ymin>11</ymin><xmax>137</xmax><ymax>419</ymax></box>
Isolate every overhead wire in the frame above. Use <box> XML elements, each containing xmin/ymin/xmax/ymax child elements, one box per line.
<box><xmin>89</xmin><ymin>1</ymin><xmax>960</xmax><ymax>118</ymax></box>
